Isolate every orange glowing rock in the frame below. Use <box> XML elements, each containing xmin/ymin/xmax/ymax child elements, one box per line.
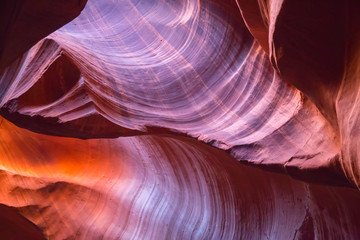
<box><xmin>1</xmin><ymin>116</ymin><xmax>360</xmax><ymax>239</ymax></box>
<box><xmin>1</xmin><ymin>0</ymin><xmax>360</xmax><ymax>239</ymax></box>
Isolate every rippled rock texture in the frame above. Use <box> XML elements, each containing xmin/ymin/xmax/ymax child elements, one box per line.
<box><xmin>1</xmin><ymin>0</ymin><xmax>360</xmax><ymax>239</ymax></box>
<box><xmin>1</xmin><ymin>116</ymin><xmax>360</xmax><ymax>239</ymax></box>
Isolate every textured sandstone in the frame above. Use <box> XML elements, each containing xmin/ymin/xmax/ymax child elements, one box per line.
<box><xmin>0</xmin><ymin>0</ymin><xmax>360</xmax><ymax>239</ymax></box>
<box><xmin>1</xmin><ymin>117</ymin><xmax>360</xmax><ymax>239</ymax></box>
<box><xmin>0</xmin><ymin>0</ymin><xmax>346</xmax><ymax>184</ymax></box>
<box><xmin>237</xmin><ymin>0</ymin><xmax>360</xmax><ymax>188</ymax></box>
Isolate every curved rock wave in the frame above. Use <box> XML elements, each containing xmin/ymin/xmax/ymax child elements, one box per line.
<box><xmin>1</xmin><ymin>0</ymin><xmax>360</xmax><ymax>238</ymax></box>
<box><xmin>0</xmin><ymin>0</ymin><xmax>345</xmax><ymax>184</ymax></box>
<box><xmin>236</xmin><ymin>0</ymin><xmax>360</xmax><ymax>188</ymax></box>
<box><xmin>0</xmin><ymin>117</ymin><xmax>360</xmax><ymax>239</ymax></box>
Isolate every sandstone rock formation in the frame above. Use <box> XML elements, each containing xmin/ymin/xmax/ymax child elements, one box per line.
<box><xmin>1</xmin><ymin>116</ymin><xmax>360</xmax><ymax>239</ymax></box>
<box><xmin>237</xmin><ymin>0</ymin><xmax>360</xmax><ymax>188</ymax></box>
<box><xmin>0</xmin><ymin>0</ymin><xmax>87</xmax><ymax>72</ymax></box>
<box><xmin>1</xmin><ymin>0</ymin><xmax>360</xmax><ymax>239</ymax></box>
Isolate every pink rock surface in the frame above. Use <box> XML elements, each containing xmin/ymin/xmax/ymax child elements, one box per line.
<box><xmin>0</xmin><ymin>116</ymin><xmax>360</xmax><ymax>239</ymax></box>
<box><xmin>237</xmin><ymin>0</ymin><xmax>360</xmax><ymax>188</ymax></box>
<box><xmin>1</xmin><ymin>0</ymin><xmax>360</xmax><ymax>239</ymax></box>
<box><xmin>0</xmin><ymin>0</ymin><xmax>344</xmax><ymax>183</ymax></box>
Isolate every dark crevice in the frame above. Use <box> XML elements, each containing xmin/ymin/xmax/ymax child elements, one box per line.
<box><xmin>18</xmin><ymin>53</ymin><xmax>80</xmax><ymax>107</ymax></box>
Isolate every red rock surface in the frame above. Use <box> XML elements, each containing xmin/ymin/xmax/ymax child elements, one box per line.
<box><xmin>1</xmin><ymin>0</ymin><xmax>360</xmax><ymax>239</ymax></box>
<box><xmin>237</xmin><ymin>0</ymin><xmax>360</xmax><ymax>188</ymax></box>
<box><xmin>1</xmin><ymin>116</ymin><xmax>360</xmax><ymax>239</ymax></box>
<box><xmin>0</xmin><ymin>0</ymin><xmax>87</xmax><ymax>72</ymax></box>
<box><xmin>0</xmin><ymin>0</ymin><xmax>344</xmax><ymax>183</ymax></box>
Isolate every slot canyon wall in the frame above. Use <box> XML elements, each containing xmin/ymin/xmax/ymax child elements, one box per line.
<box><xmin>1</xmin><ymin>0</ymin><xmax>360</xmax><ymax>239</ymax></box>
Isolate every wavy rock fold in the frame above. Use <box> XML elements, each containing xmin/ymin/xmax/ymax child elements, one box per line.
<box><xmin>1</xmin><ymin>0</ymin><xmax>360</xmax><ymax>239</ymax></box>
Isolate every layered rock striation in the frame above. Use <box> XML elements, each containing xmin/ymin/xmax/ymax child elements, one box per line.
<box><xmin>1</xmin><ymin>0</ymin><xmax>360</xmax><ymax>239</ymax></box>
<box><xmin>0</xmin><ymin>0</ymin><xmax>347</xmax><ymax>184</ymax></box>
<box><xmin>1</xmin><ymin>116</ymin><xmax>360</xmax><ymax>239</ymax></box>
